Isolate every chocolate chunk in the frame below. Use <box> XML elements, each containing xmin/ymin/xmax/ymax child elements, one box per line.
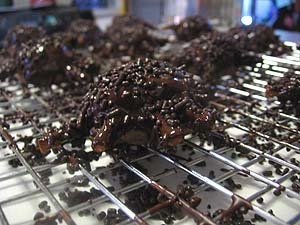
<box><xmin>38</xmin><ymin>201</ymin><xmax>48</xmax><ymax>209</ymax></box>
<box><xmin>97</xmin><ymin>211</ymin><xmax>106</xmax><ymax>221</ymax></box>
<box><xmin>262</xmin><ymin>170</ymin><xmax>273</xmax><ymax>177</ymax></box>
<box><xmin>256</xmin><ymin>197</ymin><xmax>264</xmax><ymax>204</ymax></box>
<box><xmin>33</xmin><ymin>212</ymin><xmax>44</xmax><ymax>221</ymax></box>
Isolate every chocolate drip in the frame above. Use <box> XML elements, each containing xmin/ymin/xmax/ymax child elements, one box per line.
<box><xmin>220</xmin><ymin>194</ymin><xmax>252</xmax><ymax>220</ymax></box>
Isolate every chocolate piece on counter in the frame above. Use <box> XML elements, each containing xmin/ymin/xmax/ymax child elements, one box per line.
<box><xmin>265</xmin><ymin>72</ymin><xmax>300</xmax><ymax>115</ymax></box>
<box><xmin>171</xmin><ymin>15</ymin><xmax>212</xmax><ymax>41</ymax></box>
<box><xmin>228</xmin><ymin>24</ymin><xmax>291</xmax><ymax>56</ymax></box>
<box><xmin>66</xmin><ymin>19</ymin><xmax>104</xmax><ymax>48</ymax></box>
<box><xmin>38</xmin><ymin>58</ymin><xmax>216</xmax><ymax>154</ymax></box>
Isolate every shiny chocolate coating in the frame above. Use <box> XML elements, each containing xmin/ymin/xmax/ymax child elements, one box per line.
<box><xmin>17</xmin><ymin>33</ymin><xmax>100</xmax><ymax>86</ymax></box>
<box><xmin>38</xmin><ymin>59</ymin><xmax>215</xmax><ymax>153</ymax></box>
<box><xmin>17</xmin><ymin>33</ymin><xmax>73</xmax><ymax>86</ymax></box>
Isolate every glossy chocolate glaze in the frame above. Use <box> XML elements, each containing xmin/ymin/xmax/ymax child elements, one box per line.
<box><xmin>0</xmin><ymin>25</ymin><xmax>45</xmax><ymax>80</ymax></box>
<box><xmin>220</xmin><ymin>195</ymin><xmax>252</xmax><ymax>220</ymax></box>
<box><xmin>16</xmin><ymin>33</ymin><xmax>100</xmax><ymax>86</ymax></box>
<box><xmin>38</xmin><ymin>58</ymin><xmax>215</xmax><ymax>153</ymax></box>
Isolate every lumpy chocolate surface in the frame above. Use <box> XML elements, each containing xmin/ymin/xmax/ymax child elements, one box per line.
<box><xmin>66</xmin><ymin>19</ymin><xmax>104</xmax><ymax>48</ymax></box>
<box><xmin>16</xmin><ymin>33</ymin><xmax>100</xmax><ymax>86</ymax></box>
<box><xmin>167</xmin><ymin>32</ymin><xmax>245</xmax><ymax>82</ymax></box>
<box><xmin>38</xmin><ymin>59</ymin><xmax>215</xmax><ymax>154</ymax></box>
<box><xmin>101</xmin><ymin>15</ymin><xmax>164</xmax><ymax>58</ymax></box>
<box><xmin>266</xmin><ymin>72</ymin><xmax>300</xmax><ymax>115</ymax></box>
<box><xmin>228</xmin><ymin>24</ymin><xmax>290</xmax><ymax>56</ymax></box>
<box><xmin>3</xmin><ymin>25</ymin><xmax>46</xmax><ymax>58</ymax></box>
<box><xmin>171</xmin><ymin>15</ymin><xmax>212</xmax><ymax>41</ymax></box>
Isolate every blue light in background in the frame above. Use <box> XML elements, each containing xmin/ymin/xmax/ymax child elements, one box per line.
<box><xmin>241</xmin><ymin>0</ymin><xmax>253</xmax><ymax>26</ymax></box>
<box><xmin>241</xmin><ymin>15</ymin><xmax>253</xmax><ymax>26</ymax></box>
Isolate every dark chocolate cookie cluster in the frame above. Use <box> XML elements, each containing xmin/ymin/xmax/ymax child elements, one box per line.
<box><xmin>171</xmin><ymin>15</ymin><xmax>212</xmax><ymax>41</ymax></box>
<box><xmin>228</xmin><ymin>24</ymin><xmax>290</xmax><ymax>56</ymax></box>
<box><xmin>168</xmin><ymin>32</ymin><xmax>240</xmax><ymax>82</ymax></box>
<box><xmin>38</xmin><ymin>58</ymin><xmax>215</xmax><ymax>153</ymax></box>
<box><xmin>101</xmin><ymin>15</ymin><xmax>164</xmax><ymax>58</ymax></box>
<box><xmin>3</xmin><ymin>25</ymin><xmax>46</xmax><ymax>58</ymax></box>
<box><xmin>17</xmin><ymin>33</ymin><xmax>73</xmax><ymax>86</ymax></box>
<box><xmin>66</xmin><ymin>19</ymin><xmax>104</xmax><ymax>47</ymax></box>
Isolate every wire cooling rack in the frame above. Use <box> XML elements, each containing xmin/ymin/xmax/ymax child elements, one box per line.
<box><xmin>0</xmin><ymin>43</ymin><xmax>299</xmax><ymax>225</ymax></box>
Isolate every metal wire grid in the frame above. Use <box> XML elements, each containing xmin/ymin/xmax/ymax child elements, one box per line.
<box><xmin>0</xmin><ymin>45</ymin><xmax>299</xmax><ymax>225</ymax></box>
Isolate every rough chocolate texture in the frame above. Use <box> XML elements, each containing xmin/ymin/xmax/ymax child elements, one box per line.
<box><xmin>17</xmin><ymin>33</ymin><xmax>72</xmax><ymax>85</ymax></box>
<box><xmin>228</xmin><ymin>24</ymin><xmax>291</xmax><ymax>56</ymax></box>
<box><xmin>168</xmin><ymin>32</ymin><xmax>245</xmax><ymax>82</ymax></box>
<box><xmin>3</xmin><ymin>25</ymin><xmax>46</xmax><ymax>58</ymax></box>
<box><xmin>108</xmin><ymin>15</ymin><xmax>156</xmax><ymax>30</ymax></box>
<box><xmin>16</xmin><ymin>33</ymin><xmax>100</xmax><ymax>86</ymax></box>
<box><xmin>0</xmin><ymin>57</ymin><xmax>16</xmax><ymax>81</ymax></box>
<box><xmin>38</xmin><ymin>59</ymin><xmax>215</xmax><ymax>154</ymax></box>
<box><xmin>171</xmin><ymin>15</ymin><xmax>212</xmax><ymax>41</ymax></box>
<box><xmin>266</xmin><ymin>72</ymin><xmax>300</xmax><ymax>115</ymax></box>
<box><xmin>101</xmin><ymin>15</ymin><xmax>164</xmax><ymax>58</ymax></box>
<box><xmin>66</xmin><ymin>19</ymin><xmax>104</xmax><ymax>47</ymax></box>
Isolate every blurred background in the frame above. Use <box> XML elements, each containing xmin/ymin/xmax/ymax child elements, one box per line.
<box><xmin>0</xmin><ymin>0</ymin><xmax>299</xmax><ymax>39</ymax></box>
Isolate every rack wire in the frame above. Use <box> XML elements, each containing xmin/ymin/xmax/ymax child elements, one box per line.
<box><xmin>0</xmin><ymin>43</ymin><xmax>299</xmax><ymax>225</ymax></box>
